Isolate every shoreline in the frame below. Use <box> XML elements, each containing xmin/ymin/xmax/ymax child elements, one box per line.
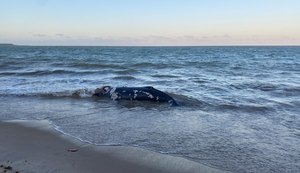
<box><xmin>0</xmin><ymin>120</ymin><xmax>228</xmax><ymax>173</ymax></box>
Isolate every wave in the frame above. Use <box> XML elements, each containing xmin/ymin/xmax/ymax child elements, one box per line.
<box><xmin>131</xmin><ymin>62</ymin><xmax>155</xmax><ymax>68</ymax></box>
<box><xmin>230</xmin><ymin>82</ymin><xmax>278</xmax><ymax>91</ymax></box>
<box><xmin>230</xmin><ymin>82</ymin><xmax>300</xmax><ymax>97</ymax></box>
<box><xmin>216</xmin><ymin>103</ymin><xmax>273</xmax><ymax>113</ymax></box>
<box><xmin>282</xmin><ymin>87</ymin><xmax>300</xmax><ymax>94</ymax></box>
<box><xmin>0</xmin><ymin>88</ymin><xmax>95</xmax><ymax>98</ymax></box>
<box><xmin>0</xmin><ymin>68</ymin><xmax>139</xmax><ymax>77</ymax></box>
<box><xmin>113</xmin><ymin>69</ymin><xmax>139</xmax><ymax>75</ymax></box>
<box><xmin>130</xmin><ymin>62</ymin><xmax>178</xmax><ymax>69</ymax></box>
<box><xmin>191</xmin><ymin>60</ymin><xmax>230</xmax><ymax>68</ymax></box>
<box><xmin>151</xmin><ymin>74</ymin><xmax>179</xmax><ymax>78</ymax></box>
<box><xmin>112</xmin><ymin>76</ymin><xmax>136</xmax><ymax>80</ymax></box>
<box><xmin>65</xmin><ymin>62</ymin><xmax>124</xmax><ymax>69</ymax></box>
<box><xmin>0</xmin><ymin>69</ymin><xmax>101</xmax><ymax>76</ymax></box>
<box><xmin>168</xmin><ymin>93</ymin><xmax>210</xmax><ymax>108</ymax></box>
<box><xmin>273</xmin><ymin>86</ymin><xmax>300</xmax><ymax>97</ymax></box>
<box><xmin>0</xmin><ymin>88</ymin><xmax>207</xmax><ymax>108</ymax></box>
<box><xmin>0</xmin><ymin>64</ymin><xmax>8</xmax><ymax>70</ymax></box>
<box><xmin>43</xmin><ymin>89</ymin><xmax>95</xmax><ymax>98</ymax></box>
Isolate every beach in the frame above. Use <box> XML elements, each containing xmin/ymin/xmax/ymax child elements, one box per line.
<box><xmin>0</xmin><ymin>120</ymin><xmax>227</xmax><ymax>173</ymax></box>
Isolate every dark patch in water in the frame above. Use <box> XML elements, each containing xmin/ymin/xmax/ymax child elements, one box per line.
<box><xmin>230</xmin><ymin>82</ymin><xmax>277</xmax><ymax>91</ymax></box>
<box><xmin>151</xmin><ymin>74</ymin><xmax>179</xmax><ymax>78</ymax></box>
<box><xmin>217</xmin><ymin>103</ymin><xmax>273</xmax><ymax>112</ymax></box>
<box><xmin>0</xmin><ymin>70</ymin><xmax>99</xmax><ymax>76</ymax></box>
<box><xmin>66</xmin><ymin>62</ymin><xmax>124</xmax><ymax>69</ymax></box>
<box><xmin>131</xmin><ymin>62</ymin><xmax>178</xmax><ymax>69</ymax></box>
<box><xmin>131</xmin><ymin>62</ymin><xmax>154</xmax><ymax>67</ymax></box>
<box><xmin>168</xmin><ymin>93</ymin><xmax>210</xmax><ymax>109</ymax></box>
<box><xmin>112</xmin><ymin>76</ymin><xmax>136</xmax><ymax>80</ymax></box>
<box><xmin>193</xmin><ymin>80</ymin><xmax>207</xmax><ymax>84</ymax></box>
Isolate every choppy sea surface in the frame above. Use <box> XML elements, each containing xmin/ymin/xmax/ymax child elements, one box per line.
<box><xmin>0</xmin><ymin>46</ymin><xmax>299</xmax><ymax>173</ymax></box>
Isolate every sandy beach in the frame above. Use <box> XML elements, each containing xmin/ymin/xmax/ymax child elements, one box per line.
<box><xmin>0</xmin><ymin>120</ymin><xmax>227</xmax><ymax>173</ymax></box>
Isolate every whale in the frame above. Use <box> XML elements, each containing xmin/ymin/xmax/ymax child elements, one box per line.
<box><xmin>93</xmin><ymin>86</ymin><xmax>178</xmax><ymax>106</ymax></box>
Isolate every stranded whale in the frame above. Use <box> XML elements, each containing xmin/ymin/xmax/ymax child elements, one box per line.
<box><xmin>93</xmin><ymin>86</ymin><xmax>178</xmax><ymax>106</ymax></box>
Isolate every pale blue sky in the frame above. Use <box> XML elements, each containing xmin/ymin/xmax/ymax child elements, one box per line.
<box><xmin>1</xmin><ymin>0</ymin><xmax>300</xmax><ymax>45</ymax></box>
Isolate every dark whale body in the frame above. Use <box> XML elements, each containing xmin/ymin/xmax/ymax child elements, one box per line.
<box><xmin>94</xmin><ymin>86</ymin><xmax>178</xmax><ymax>106</ymax></box>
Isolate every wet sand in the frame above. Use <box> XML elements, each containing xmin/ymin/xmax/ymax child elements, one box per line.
<box><xmin>0</xmin><ymin>120</ymin><xmax>228</xmax><ymax>173</ymax></box>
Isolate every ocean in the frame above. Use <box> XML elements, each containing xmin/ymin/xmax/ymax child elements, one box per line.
<box><xmin>0</xmin><ymin>46</ymin><xmax>299</xmax><ymax>173</ymax></box>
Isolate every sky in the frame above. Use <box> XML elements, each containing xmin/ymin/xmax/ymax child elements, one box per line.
<box><xmin>0</xmin><ymin>0</ymin><xmax>300</xmax><ymax>46</ymax></box>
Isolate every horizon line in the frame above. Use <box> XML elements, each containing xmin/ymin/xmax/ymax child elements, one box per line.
<box><xmin>1</xmin><ymin>43</ymin><xmax>300</xmax><ymax>47</ymax></box>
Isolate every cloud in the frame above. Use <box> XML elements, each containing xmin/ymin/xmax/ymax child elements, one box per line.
<box><xmin>207</xmin><ymin>34</ymin><xmax>231</xmax><ymax>39</ymax></box>
<box><xmin>56</xmin><ymin>33</ymin><xmax>64</xmax><ymax>37</ymax></box>
<box><xmin>89</xmin><ymin>34</ymin><xmax>235</xmax><ymax>46</ymax></box>
<box><xmin>25</xmin><ymin>33</ymin><xmax>299</xmax><ymax>46</ymax></box>
<box><xmin>93</xmin><ymin>35</ymin><xmax>184</xmax><ymax>44</ymax></box>
<box><xmin>146</xmin><ymin>35</ymin><xmax>172</xmax><ymax>41</ymax></box>
<box><xmin>32</xmin><ymin>34</ymin><xmax>47</xmax><ymax>37</ymax></box>
<box><xmin>55</xmin><ymin>33</ymin><xmax>71</xmax><ymax>38</ymax></box>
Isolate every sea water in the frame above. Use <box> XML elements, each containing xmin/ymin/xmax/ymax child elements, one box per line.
<box><xmin>0</xmin><ymin>46</ymin><xmax>299</xmax><ymax>173</ymax></box>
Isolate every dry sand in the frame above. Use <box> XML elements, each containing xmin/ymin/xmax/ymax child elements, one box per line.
<box><xmin>0</xmin><ymin>120</ymin><xmax>228</xmax><ymax>173</ymax></box>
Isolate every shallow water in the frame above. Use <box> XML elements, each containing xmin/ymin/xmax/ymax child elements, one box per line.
<box><xmin>0</xmin><ymin>46</ymin><xmax>299</xmax><ymax>173</ymax></box>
